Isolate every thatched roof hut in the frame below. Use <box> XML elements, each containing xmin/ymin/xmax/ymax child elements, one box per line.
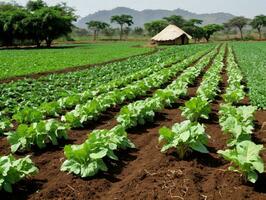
<box><xmin>151</xmin><ymin>25</ymin><xmax>192</xmax><ymax>45</ymax></box>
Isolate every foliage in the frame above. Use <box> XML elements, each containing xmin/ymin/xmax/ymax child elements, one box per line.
<box><xmin>144</xmin><ymin>20</ymin><xmax>168</xmax><ymax>36</ymax></box>
<box><xmin>203</xmin><ymin>24</ymin><xmax>224</xmax><ymax>42</ymax></box>
<box><xmin>0</xmin><ymin>155</ymin><xmax>38</xmax><ymax>192</ymax></box>
<box><xmin>159</xmin><ymin>121</ymin><xmax>209</xmax><ymax>159</ymax></box>
<box><xmin>86</xmin><ymin>20</ymin><xmax>109</xmax><ymax>40</ymax></box>
<box><xmin>7</xmin><ymin>119</ymin><xmax>69</xmax><ymax>152</ymax></box>
<box><xmin>250</xmin><ymin>15</ymin><xmax>266</xmax><ymax>39</ymax></box>
<box><xmin>60</xmin><ymin>125</ymin><xmax>134</xmax><ymax>177</ymax></box>
<box><xmin>218</xmin><ymin>140</ymin><xmax>264</xmax><ymax>183</ymax></box>
<box><xmin>163</xmin><ymin>15</ymin><xmax>186</xmax><ymax>27</ymax></box>
<box><xmin>222</xmin><ymin>46</ymin><xmax>245</xmax><ymax>104</ymax></box>
<box><xmin>233</xmin><ymin>42</ymin><xmax>266</xmax><ymax>108</ymax></box>
<box><xmin>0</xmin><ymin>42</ymin><xmax>150</xmax><ymax>79</ymax></box>
<box><xmin>110</xmin><ymin>14</ymin><xmax>133</xmax><ymax>40</ymax></box>
<box><xmin>219</xmin><ymin>104</ymin><xmax>256</xmax><ymax>146</ymax></box>
<box><xmin>0</xmin><ymin>0</ymin><xmax>77</xmax><ymax>47</ymax></box>
<box><xmin>228</xmin><ymin>17</ymin><xmax>249</xmax><ymax>39</ymax></box>
<box><xmin>181</xmin><ymin>97</ymin><xmax>211</xmax><ymax>122</ymax></box>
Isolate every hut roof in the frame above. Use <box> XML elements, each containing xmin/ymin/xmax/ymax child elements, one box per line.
<box><xmin>151</xmin><ymin>25</ymin><xmax>192</xmax><ymax>41</ymax></box>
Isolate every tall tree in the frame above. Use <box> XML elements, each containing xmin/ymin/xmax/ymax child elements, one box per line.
<box><xmin>86</xmin><ymin>21</ymin><xmax>109</xmax><ymax>40</ymax></box>
<box><xmin>111</xmin><ymin>14</ymin><xmax>133</xmax><ymax>40</ymax></box>
<box><xmin>144</xmin><ymin>20</ymin><xmax>168</xmax><ymax>36</ymax></box>
<box><xmin>163</xmin><ymin>15</ymin><xmax>186</xmax><ymax>27</ymax></box>
<box><xmin>203</xmin><ymin>24</ymin><xmax>223</xmax><ymax>42</ymax></box>
<box><xmin>35</xmin><ymin>3</ymin><xmax>77</xmax><ymax>47</ymax></box>
<box><xmin>228</xmin><ymin>16</ymin><xmax>249</xmax><ymax>39</ymax></box>
<box><xmin>250</xmin><ymin>15</ymin><xmax>266</xmax><ymax>40</ymax></box>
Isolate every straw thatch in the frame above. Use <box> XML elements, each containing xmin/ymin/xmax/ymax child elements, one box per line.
<box><xmin>151</xmin><ymin>25</ymin><xmax>192</xmax><ymax>45</ymax></box>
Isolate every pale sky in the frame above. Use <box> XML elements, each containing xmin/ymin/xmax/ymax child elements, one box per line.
<box><xmin>4</xmin><ymin>0</ymin><xmax>266</xmax><ymax>18</ymax></box>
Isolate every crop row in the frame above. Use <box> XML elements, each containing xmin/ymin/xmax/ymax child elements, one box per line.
<box><xmin>6</xmin><ymin>47</ymin><xmax>214</xmax><ymax>153</ymax></box>
<box><xmin>159</xmin><ymin>45</ymin><xmax>225</xmax><ymax>159</ymax></box>
<box><xmin>59</xmin><ymin>45</ymin><xmax>221</xmax><ymax>177</ymax></box>
<box><xmin>218</xmin><ymin>45</ymin><xmax>263</xmax><ymax>183</ymax></box>
<box><xmin>232</xmin><ymin>42</ymin><xmax>266</xmax><ymax>108</ymax></box>
<box><xmin>0</xmin><ymin>45</ymin><xmax>212</xmax><ymax>119</ymax></box>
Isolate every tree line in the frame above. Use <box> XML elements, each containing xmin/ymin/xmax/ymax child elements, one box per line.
<box><xmin>0</xmin><ymin>0</ymin><xmax>76</xmax><ymax>47</ymax></box>
<box><xmin>87</xmin><ymin>14</ymin><xmax>266</xmax><ymax>42</ymax></box>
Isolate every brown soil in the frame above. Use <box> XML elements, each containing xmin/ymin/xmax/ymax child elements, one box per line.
<box><xmin>0</xmin><ymin>48</ymin><xmax>157</xmax><ymax>84</ymax></box>
<box><xmin>1</xmin><ymin>47</ymin><xmax>266</xmax><ymax>200</ymax></box>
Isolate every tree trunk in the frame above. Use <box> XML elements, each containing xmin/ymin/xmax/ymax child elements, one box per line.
<box><xmin>46</xmin><ymin>38</ymin><xmax>52</xmax><ymax>47</ymax></box>
<box><xmin>35</xmin><ymin>39</ymin><xmax>41</xmax><ymax>48</ymax></box>
<box><xmin>120</xmin><ymin>25</ymin><xmax>123</xmax><ymax>40</ymax></box>
<box><xmin>239</xmin><ymin>28</ymin><xmax>243</xmax><ymax>40</ymax></box>
<box><xmin>93</xmin><ymin>30</ymin><xmax>97</xmax><ymax>41</ymax></box>
<box><xmin>258</xmin><ymin>28</ymin><xmax>262</xmax><ymax>40</ymax></box>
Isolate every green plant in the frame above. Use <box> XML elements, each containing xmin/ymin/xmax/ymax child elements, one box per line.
<box><xmin>7</xmin><ymin>119</ymin><xmax>69</xmax><ymax>152</ymax></box>
<box><xmin>159</xmin><ymin>120</ymin><xmax>209</xmax><ymax>159</ymax></box>
<box><xmin>61</xmin><ymin>125</ymin><xmax>134</xmax><ymax>177</ymax></box>
<box><xmin>218</xmin><ymin>140</ymin><xmax>264</xmax><ymax>183</ymax></box>
<box><xmin>0</xmin><ymin>155</ymin><xmax>38</xmax><ymax>192</ymax></box>
<box><xmin>219</xmin><ymin>104</ymin><xmax>256</xmax><ymax>146</ymax></box>
<box><xmin>181</xmin><ymin>97</ymin><xmax>211</xmax><ymax>122</ymax></box>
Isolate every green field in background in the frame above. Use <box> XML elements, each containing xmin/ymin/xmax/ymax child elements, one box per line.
<box><xmin>0</xmin><ymin>41</ymin><xmax>151</xmax><ymax>79</ymax></box>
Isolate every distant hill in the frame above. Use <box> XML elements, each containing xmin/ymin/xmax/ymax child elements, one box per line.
<box><xmin>76</xmin><ymin>7</ymin><xmax>235</xmax><ymax>28</ymax></box>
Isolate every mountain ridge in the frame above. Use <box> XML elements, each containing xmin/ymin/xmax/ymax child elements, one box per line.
<box><xmin>76</xmin><ymin>7</ymin><xmax>235</xmax><ymax>28</ymax></box>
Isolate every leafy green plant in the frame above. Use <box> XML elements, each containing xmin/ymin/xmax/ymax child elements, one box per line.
<box><xmin>0</xmin><ymin>119</ymin><xmax>13</xmax><ymax>135</ymax></box>
<box><xmin>159</xmin><ymin>120</ymin><xmax>209</xmax><ymax>159</ymax></box>
<box><xmin>39</xmin><ymin>101</ymin><xmax>62</xmax><ymax>117</ymax></box>
<box><xmin>218</xmin><ymin>140</ymin><xmax>264</xmax><ymax>183</ymax></box>
<box><xmin>7</xmin><ymin>119</ymin><xmax>69</xmax><ymax>152</ymax></box>
<box><xmin>181</xmin><ymin>97</ymin><xmax>211</xmax><ymax>122</ymax></box>
<box><xmin>219</xmin><ymin>104</ymin><xmax>256</xmax><ymax>146</ymax></box>
<box><xmin>0</xmin><ymin>155</ymin><xmax>38</xmax><ymax>192</ymax></box>
<box><xmin>61</xmin><ymin>125</ymin><xmax>134</xmax><ymax>177</ymax></box>
<box><xmin>12</xmin><ymin>107</ymin><xmax>43</xmax><ymax>124</ymax></box>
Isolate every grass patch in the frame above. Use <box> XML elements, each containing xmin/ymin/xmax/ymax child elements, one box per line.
<box><xmin>0</xmin><ymin>41</ymin><xmax>152</xmax><ymax>79</ymax></box>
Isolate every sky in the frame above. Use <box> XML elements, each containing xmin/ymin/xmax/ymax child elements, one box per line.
<box><xmin>5</xmin><ymin>0</ymin><xmax>266</xmax><ymax>18</ymax></box>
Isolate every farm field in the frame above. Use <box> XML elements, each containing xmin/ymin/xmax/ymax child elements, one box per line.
<box><xmin>0</xmin><ymin>42</ymin><xmax>266</xmax><ymax>200</ymax></box>
<box><xmin>233</xmin><ymin>42</ymin><xmax>266</xmax><ymax>109</ymax></box>
<box><xmin>0</xmin><ymin>41</ymin><xmax>152</xmax><ymax>79</ymax></box>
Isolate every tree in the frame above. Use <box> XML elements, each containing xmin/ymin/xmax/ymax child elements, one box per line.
<box><xmin>111</xmin><ymin>14</ymin><xmax>133</xmax><ymax>40</ymax></box>
<box><xmin>0</xmin><ymin>6</ymin><xmax>28</xmax><ymax>46</ymax></box>
<box><xmin>250</xmin><ymin>15</ymin><xmax>266</xmax><ymax>40</ymax></box>
<box><xmin>163</xmin><ymin>15</ymin><xmax>186</xmax><ymax>27</ymax></box>
<box><xmin>183</xmin><ymin>19</ymin><xmax>204</xmax><ymax>42</ymax></box>
<box><xmin>144</xmin><ymin>20</ymin><xmax>168</xmax><ymax>36</ymax></box>
<box><xmin>26</xmin><ymin>0</ymin><xmax>46</xmax><ymax>11</ymax></box>
<box><xmin>228</xmin><ymin>16</ymin><xmax>249</xmax><ymax>39</ymax></box>
<box><xmin>86</xmin><ymin>20</ymin><xmax>109</xmax><ymax>40</ymax></box>
<box><xmin>203</xmin><ymin>24</ymin><xmax>223</xmax><ymax>42</ymax></box>
<box><xmin>34</xmin><ymin>3</ymin><xmax>77</xmax><ymax>47</ymax></box>
<box><xmin>22</xmin><ymin>11</ymin><xmax>44</xmax><ymax>47</ymax></box>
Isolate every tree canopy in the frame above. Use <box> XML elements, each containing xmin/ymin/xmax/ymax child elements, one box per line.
<box><xmin>0</xmin><ymin>0</ymin><xmax>77</xmax><ymax>47</ymax></box>
<box><xmin>86</xmin><ymin>20</ymin><xmax>109</xmax><ymax>40</ymax></box>
<box><xmin>250</xmin><ymin>15</ymin><xmax>266</xmax><ymax>39</ymax></box>
<box><xmin>144</xmin><ymin>20</ymin><xmax>168</xmax><ymax>36</ymax></box>
<box><xmin>228</xmin><ymin>16</ymin><xmax>249</xmax><ymax>39</ymax></box>
<box><xmin>111</xmin><ymin>14</ymin><xmax>133</xmax><ymax>40</ymax></box>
